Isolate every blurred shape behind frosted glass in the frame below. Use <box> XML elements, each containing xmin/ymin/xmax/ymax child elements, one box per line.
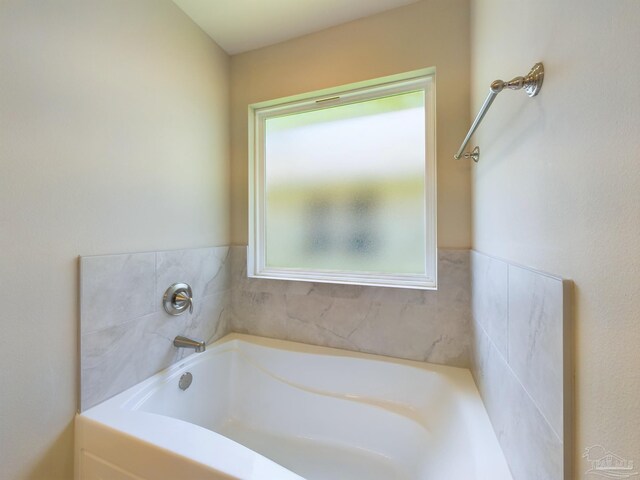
<box><xmin>265</xmin><ymin>91</ymin><xmax>426</xmax><ymax>274</ymax></box>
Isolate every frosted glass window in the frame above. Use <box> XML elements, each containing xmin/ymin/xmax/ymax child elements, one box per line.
<box><xmin>249</xmin><ymin>71</ymin><xmax>436</xmax><ymax>289</ymax></box>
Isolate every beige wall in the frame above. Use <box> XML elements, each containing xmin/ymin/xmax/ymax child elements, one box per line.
<box><xmin>471</xmin><ymin>0</ymin><xmax>640</xmax><ymax>475</ymax></box>
<box><xmin>0</xmin><ymin>1</ymin><xmax>230</xmax><ymax>478</ymax></box>
<box><xmin>230</xmin><ymin>0</ymin><xmax>471</xmax><ymax>248</ymax></box>
<box><xmin>7</xmin><ymin>0</ymin><xmax>636</xmax><ymax>477</ymax></box>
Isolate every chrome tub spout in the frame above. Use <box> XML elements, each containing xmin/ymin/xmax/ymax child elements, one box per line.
<box><xmin>173</xmin><ymin>336</ymin><xmax>206</xmax><ymax>353</ymax></box>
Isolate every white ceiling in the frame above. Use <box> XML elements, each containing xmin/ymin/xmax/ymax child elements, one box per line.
<box><xmin>173</xmin><ymin>0</ymin><xmax>420</xmax><ymax>55</ymax></box>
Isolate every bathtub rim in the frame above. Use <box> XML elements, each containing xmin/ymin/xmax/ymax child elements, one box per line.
<box><xmin>76</xmin><ymin>333</ymin><xmax>513</xmax><ymax>480</ymax></box>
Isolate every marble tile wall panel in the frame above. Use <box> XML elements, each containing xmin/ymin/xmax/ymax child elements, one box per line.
<box><xmin>472</xmin><ymin>322</ymin><xmax>564</xmax><ymax>480</ymax></box>
<box><xmin>471</xmin><ymin>251</ymin><xmax>508</xmax><ymax>357</ymax></box>
<box><xmin>508</xmin><ymin>264</ymin><xmax>565</xmax><ymax>440</ymax></box>
<box><xmin>80</xmin><ymin>246</ymin><xmax>232</xmax><ymax>411</ymax></box>
<box><xmin>228</xmin><ymin>246</ymin><xmax>472</xmax><ymax>367</ymax></box>
<box><xmin>470</xmin><ymin>250</ymin><xmax>572</xmax><ymax>480</ymax></box>
<box><xmin>80</xmin><ymin>252</ymin><xmax>156</xmax><ymax>334</ymax></box>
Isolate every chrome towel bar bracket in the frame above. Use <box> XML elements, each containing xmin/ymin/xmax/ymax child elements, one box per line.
<box><xmin>454</xmin><ymin>62</ymin><xmax>544</xmax><ymax>162</ymax></box>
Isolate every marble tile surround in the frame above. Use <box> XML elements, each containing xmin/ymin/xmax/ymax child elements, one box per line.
<box><xmin>227</xmin><ymin>247</ymin><xmax>472</xmax><ymax>367</ymax></box>
<box><xmin>79</xmin><ymin>245</ymin><xmax>471</xmax><ymax>411</ymax></box>
<box><xmin>471</xmin><ymin>250</ymin><xmax>572</xmax><ymax>480</ymax></box>
<box><xmin>80</xmin><ymin>246</ymin><xmax>232</xmax><ymax>411</ymax></box>
<box><xmin>79</xmin><ymin>244</ymin><xmax>572</xmax><ymax>479</ymax></box>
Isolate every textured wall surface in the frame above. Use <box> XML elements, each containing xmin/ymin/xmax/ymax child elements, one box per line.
<box><xmin>471</xmin><ymin>0</ymin><xmax>640</xmax><ymax>475</ymax></box>
<box><xmin>229</xmin><ymin>247</ymin><xmax>472</xmax><ymax>367</ymax></box>
<box><xmin>471</xmin><ymin>251</ymin><xmax>571</xmax><ymax>480</ymax></box>
<box><xmin>0</xmin><ymin>1</ymin><xmax>230</xmax><ymax>478</ymax></box>
<box><xmin>80</xmin><ymin>247</ymin><xmax>233</xmax><ymax>410</ymax></box>
<box><xmin>230</xmin><ymin>0</ymin><xmax>472</xmax><ymax>248</ymax></box>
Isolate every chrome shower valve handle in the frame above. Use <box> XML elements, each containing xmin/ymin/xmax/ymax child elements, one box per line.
<box><xmin>174</xmin><ymin>291</ymin><xmax>193</xmax><ymax>314</ymax></box>
<box><xmin>163</xmin><ymin>283</ymin><xmax>194</xmax><ymax>315</ymax></box>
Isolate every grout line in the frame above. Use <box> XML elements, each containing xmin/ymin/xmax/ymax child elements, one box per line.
<box><xmin>506</xmin><ymin>264</ymin><xmax>510</xmax><ymax>363</ymax></box>
<box><xmin>82</xmin><ymin>310</ymin><xmax>159</xmax><ymax>337</ymax></box>
<box><xmin>154</xmin><ymin>251</ymin><xmax>158</xmax><ymax>313</ymax></box>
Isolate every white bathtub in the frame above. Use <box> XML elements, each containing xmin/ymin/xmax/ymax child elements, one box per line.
<box><xmin>75</xmin><ymin>334</ymin><xmax>512</xmax><ymax>480</ymax></box>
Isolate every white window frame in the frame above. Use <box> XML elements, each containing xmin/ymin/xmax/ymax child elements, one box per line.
<box><xmin>248</xmin><ymin>68</ymin><xmax>437</xmax><ymax>289</ymax></box>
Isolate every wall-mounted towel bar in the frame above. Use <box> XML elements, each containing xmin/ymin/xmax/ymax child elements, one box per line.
<box><xmin>454</xmin><ymin>62</ymin><xmax>544</xmax><ymax>162</ymax></box>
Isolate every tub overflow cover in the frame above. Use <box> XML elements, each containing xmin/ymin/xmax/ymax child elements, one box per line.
<box><xmin>179</xmin><ymin>372</ymin><xmax>193</xmax><ymax>391</ymax></box>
